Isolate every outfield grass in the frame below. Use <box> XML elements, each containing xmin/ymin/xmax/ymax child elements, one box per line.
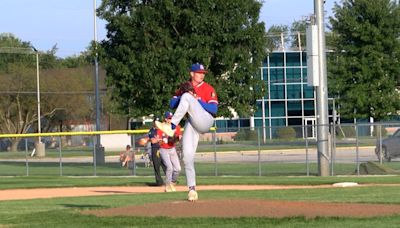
<box><xmin>0</xmin><ymin>180</ymin><xmax>400</xmax><ymax>227</ymax></box>
<box><xmin>1</xmin><ymin>160</ymin><xmax>400</xmax><ymax>177</ymax></box>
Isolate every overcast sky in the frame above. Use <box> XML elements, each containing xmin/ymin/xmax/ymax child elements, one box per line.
<box><xmin>0</xmin><ymin>0</ymin><xmax>336</xmax><ymax>58</ymax></box>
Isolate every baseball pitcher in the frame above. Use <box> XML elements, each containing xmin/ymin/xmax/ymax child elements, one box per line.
<box><xmin>156</xmin><ymin>63</ymin><xmax>218</xmax><ymax>201</ymax></box>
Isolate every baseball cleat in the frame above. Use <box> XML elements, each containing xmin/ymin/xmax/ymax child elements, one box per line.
<box><xmin>155</xmin><ymin>121</ymin><xmax>175</xmax><ymax>137</ymax></box>
<box><xmin>188</xmin><ymin>190</ymin><xmax>198</xmax><ymax>202</ymax></box>
<box><xmin>165</xmin><ymin>184</ymin><xmax>173</xmax><ymax>192</ymax></box>
<box><xmin>170</xmin><ymin>183</ymin><xmax>176</xmax><ymax>192</ymax></box>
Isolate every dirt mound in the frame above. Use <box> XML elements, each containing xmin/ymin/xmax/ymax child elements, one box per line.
<box><xmin>83</xmin><ymin>199</ymin><xmax>400</xmax><ymax>218</ymax></box>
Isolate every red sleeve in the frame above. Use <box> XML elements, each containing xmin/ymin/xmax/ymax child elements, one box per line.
<box><xmin>175</xmin><ymin>125</ymin><xmax>182</xmax><ymax>137</ymax></box>
<box><xmin>209</xmin><ymin>86</ymin><xmax>218</xmax><ymax>104</ymax></box>
<box><xmin>156</xmin><ymin>129</ymin><xmax>163</xmax><ymax>138</ymax></box>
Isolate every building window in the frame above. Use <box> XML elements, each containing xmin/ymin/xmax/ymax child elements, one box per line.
<box><xmin>287</xmin><ymin>101</ymin><xmax>302</xmax><ymax>116</ymax></box>
<box><xmin>302</xmin><ymin>52</ymin><xmax>307</xmax><ymax>66</ymax></box>
<box><xmin>286</xmin><ymin>68</ymin><xmax>302</xmax><ymax>83</ymax></box>
<box><xmin>304</xmin><ymin>100</ymin><xmax>315</xmax><ymax>116</ymax></box>
<box><xmin>269</xmin><ymin>53</ymin><xmax>284</xmax><ymax>67</ymax></box>
<box><xmin>286</xmin><ymin>52</ymin><xmax>301</xmax><ymax>66</ymax></box>
<box><xmin>255</xmin><ymin>101</ymin><xmax>269</xmax><ymax>116</ymax></box>
<box><xmin>287</xmin><ymin>84</ymin><xmax>302</xmax><ymax>99</ymax></box>
<box><xmin>271</xmin><ymin>101</ymin><xmax>285</xmax><ymax>117</ymax></box>
<box><xmin>303</xmin><ymin>85</ymin><xmax>314</xmax><ymax>98</ymax></box>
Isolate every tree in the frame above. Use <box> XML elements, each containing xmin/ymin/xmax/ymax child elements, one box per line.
<box><xmin>97</xmin><ymin>0</ymin><xmax>267</xmax><ymax>118</ymax></box>
<box><xmin>265</xmin><ymin>25</ymin><xmax>289</xmax><ymax>52</ymax></box>
<box><xmin>290</xmin><ymin>20</ymin><xmax>307</xmax><ymax>50</ymax></box>
<box><xmin>0</xmin><ymin>34</ymin><xmax>93</xmax><ymax>151</ymax></box>
<box><xmin>328</xmin><ymin>0</ymin><xmax>400</xmax><ymax>120</ymax></box>
<box><xmin>61</xmin><ymin>51</ymin><xmax>93</xmax><ymax>68</ymax></box>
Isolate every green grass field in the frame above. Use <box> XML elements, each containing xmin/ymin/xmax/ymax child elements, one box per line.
<box><xmin>1</xmin><ymin>160</ymin><xmax>400</xmax><ymax>177</ymax></box>
<box><xmin>1</xmin><ymin>176</ymin><xmax>400</xmax><ymax>227</ymax></box>
<box><xmin>0</xmin><ymin>146</ymin><xmax>399</xmax><ymax>227</ymax></box>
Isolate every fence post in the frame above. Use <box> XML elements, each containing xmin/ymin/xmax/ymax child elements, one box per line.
<box><xmin>257</xmin><ymin>127</ymin><xmax>261</xmax><ymax>176</ymax></box>
<box><xmin>59</xmin><ymin>136</ymin><xmax>63</xmax><ymax>176</ymax></box>
<box><xmin>131</xmin><ymin>134</ymin><xmax>136</xmax><ymax>176</ymax></box>
<box><xmin>356</xmin><ymin>123</ymin><xmax>360</xmax><ymax>176</ymax></box>
<box><xmin>329</xmin><ymin>125</ymin><xmax>332</xmax><ymax>176</ymax></box>
<box><xmin>305</xmin><ymin>125</ymin><xmax>309</xmax><ymax>176</ymax></box>
<box><xmin>132</xmin><ymin>149</ymin><xmax>137</xmax><ymax>176</ymax></box>
<box><xmin>25</xmin><ymin>138</ymin><xmax>29</xmax><ymax>176</ymax></box>
<box><xmin>213</xmin><ymin>129</ymin><xmax>218</xmax><ymax>177</ymax></box>
<box><xmin>92</xmin><ymin>135</ymin><xmax>97</xmax><ymax>176</ymax></box>
<box><xmin>379</xmin><ymin>124</ymin><xmax>382</xmax><ymax>164</ymax></box>
<box><xmin>331</xmin><ymin>123</ymin><xmax>336</xmax><ymax>176</ymax></box>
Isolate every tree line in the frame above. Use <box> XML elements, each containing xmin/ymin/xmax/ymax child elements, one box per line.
<box><xmin>0</xmin><ymin>34</ymin><xmax>98</xmax><ymax>151</ymax></box>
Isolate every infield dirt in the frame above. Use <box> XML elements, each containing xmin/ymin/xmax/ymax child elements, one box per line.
<box><xmin>83</xmin><ymin>199</ymin><xmax>400</xmax><ymax>218</ymax></box>
<box><xmin>3</xmin><ymin>184</ymin><xmax>400</xmax><ymax>218</ymax></box>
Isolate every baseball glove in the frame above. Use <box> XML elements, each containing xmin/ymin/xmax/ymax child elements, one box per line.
<box><xmin>178</xmin><ymin>81</ymin><xmax>195</xmax><ymax>95</ymax></box>
<box><xmin>167</xmin><ymin>135</ymin><xmax>180</xmax><ymax>144</ymax></box>
<box><xmin>138</xmin><ymin>137</ymin><xmax>149</xmax><ymax>146</ymax></box>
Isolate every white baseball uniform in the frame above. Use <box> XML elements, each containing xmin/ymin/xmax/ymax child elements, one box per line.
<box><xmin>170</xmin><ymin>81</ymin><xmax>218</xmax><ymax>187</ymax></box>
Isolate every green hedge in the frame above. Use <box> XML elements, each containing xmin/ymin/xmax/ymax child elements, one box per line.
<box><xmin>336</xmin><ymin>126</ymin><xmax>356</xmax><ymax>138</ymax></box>
<box><xmin>233</xmin><ymin>129</ymin><xmax>258</xmax><ymax>141</ymax></box>
<box><xmin>276</xmin><ymin>127</ymin><xmax>296</xmax><ymax>139</ymax></box>
<box><xmin>373</xmin><ymin>126</ymin><xmax>388</xmax><ymax>137</ymax></box>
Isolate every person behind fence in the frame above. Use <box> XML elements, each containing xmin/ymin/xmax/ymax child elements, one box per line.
<box><xmin>143</xmin><ymin>141</ymin><xmax>152</xmax><ymax>167</ymax></box>
<box><xmin>156</xmin><ymin>111</ymin><xmax>182</xmax><ymax>192</ymax></box>
<box><xmin>119</xmin><ymin>145</ymin><xmax>127</xmax><ymax>166</ymax></box>
<box><xmin>148</xmin><ymin>117</ymin><xmax>167</xmax><ymax>186</ymax></box>
<box><xmin>120</xmin><ymin>145</ymin><xmax>134</xmax><ymax>168</ymax></box>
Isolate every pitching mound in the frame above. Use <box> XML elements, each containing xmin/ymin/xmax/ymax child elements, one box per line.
<box><xmin>83</xmin><ymin>199</ymin><xmax>400</xmax><ymax>218</ymax></box>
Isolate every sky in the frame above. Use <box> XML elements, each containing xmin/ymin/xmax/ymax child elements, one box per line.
<box><xmin>0</xmin><ymin>0</ymin><xmax>336</xmax><ymax>58</ymax></box>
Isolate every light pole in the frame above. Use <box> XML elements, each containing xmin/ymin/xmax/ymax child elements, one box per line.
<box><xmin>32</xmin><ymin>46</ymin><xmax>45</xmax><ymax>157</ymax></box>
<box><xmin>33</xmin><ymin>47</ymin><xmax>41</xmax><ymax>140</ymax></box>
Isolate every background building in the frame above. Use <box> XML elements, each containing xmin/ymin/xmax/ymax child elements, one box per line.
<box><xmin>216</xmin><ymin>50</ymin><xmax>337</xmax><ymax>139</ymax></box>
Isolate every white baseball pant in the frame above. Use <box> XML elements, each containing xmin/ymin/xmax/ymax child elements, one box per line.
<box><xmin>160</xmin><ymin>147</ymin><xmax>181</xmax><ymax>184</ymax></box>
<box><xmin>171</xmin><ymin>93</ymin><xmax>214</xmax><ymax>187</ymax></box>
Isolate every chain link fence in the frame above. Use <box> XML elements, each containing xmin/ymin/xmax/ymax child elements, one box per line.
<box><xmin>0</xmin><ymin>123</ymin><xmax>399</xmax><ymax>177</ymax></box>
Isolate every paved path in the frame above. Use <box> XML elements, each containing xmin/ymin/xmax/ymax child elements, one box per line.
<box><xmin>0</xmin><ymin>146</ymin><xmax>386</xmax><ymax>164</ymax></box>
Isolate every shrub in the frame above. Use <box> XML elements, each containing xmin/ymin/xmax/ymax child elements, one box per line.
<box><xmin>216</xmin><ymin>138</ymin><xmax>225</xmax><ymax>144</ymax></box>
<box><xmin>247</xmin><ymin>130</ymin><xmax>258</xmax><ymax>141</ymax></box>
<box><xmin>276</xmin><ymin>127</ymin><xmax>296</xmax><ymax>139</ymax></box>
<box><xmin>336</xmin><ymin>126</ymin><xmax>356</xmax><ymax>138</ymax></box>
<box><xmin>372</xmin><ymin>126</ymin><xmax>388</xmax><ymax>137</ymax></box>
<box><xmin>233</xmin><ymin>129</ymin><xmax>259</xmax><ymax>141</ymax></box>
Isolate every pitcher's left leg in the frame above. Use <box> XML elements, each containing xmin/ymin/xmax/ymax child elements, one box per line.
<box><xmin>182</xmin><ymin>122</ymin><xmax>199</xmax><ymax>187</ymax></box>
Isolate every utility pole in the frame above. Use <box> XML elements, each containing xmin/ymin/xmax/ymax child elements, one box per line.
<box><xmin>315</xmin><ymin>0</ymin><xmax>330</xmax><ymax>176</ymax></box>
